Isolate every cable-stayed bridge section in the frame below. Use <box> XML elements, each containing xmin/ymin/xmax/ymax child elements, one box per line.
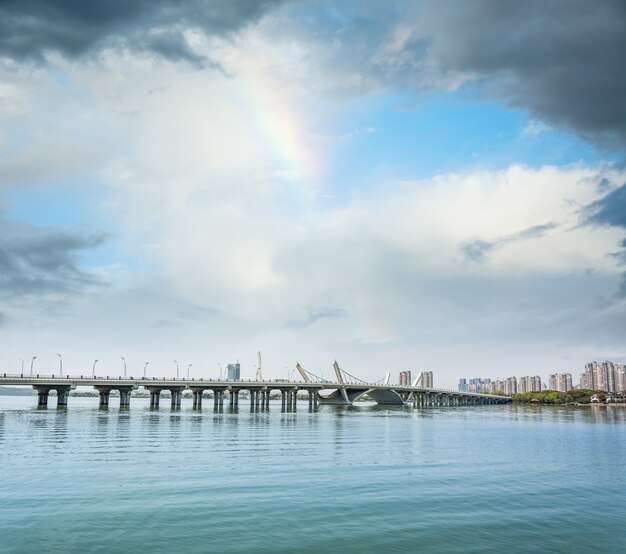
<box><xmin>1</xmin><ymin>362</ymin><xmax>510</xmax><ymax>410</ymax></box>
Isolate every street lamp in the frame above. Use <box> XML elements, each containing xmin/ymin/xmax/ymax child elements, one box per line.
<box><xmin>143</xmin><ymin>362</ymin><xmax>149</xmax><ymax>379</ymax></box>
<box><xmin>92</xmin><ymin>359</ymin><xmax>99</xmax><ymax>378</ymax></box>
<box><xmin>187</xmin><ymin>364</ymin><xmax>192</xmax><ymax>380</ymax></box>
<box><xmin>121</xmin><ymin>357</ymin><xmax>127</xmax><ymax>378</ymax></box>
<box><xmin>30</xmin><ymin>356</ymin><xmax>37</xmax><ymax>376</ymax></box>
<box><xmin>20</xmin><ymin>359</ymin><xmax>24</xmax><ymax>374</ymax></box>
<box><xmin>57</xmin><ymin>354</ymin><xmax>63</xmax><ymax>377</ymax></box>
<box><xmin>217</xmin><ymin>362</ymin><xmax>222</xmax><ymax>380</ymax></box>
<box><xmin>173</xmin><ymin>360</ymin><xmax>179</xmax><ymax>379</ymax></box>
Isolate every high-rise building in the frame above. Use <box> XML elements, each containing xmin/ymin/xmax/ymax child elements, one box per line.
<box><xmin>399</xmin><ymin>371</ymin><xmax>412</xmax><ymax>386</ymax></box>
<box><xmin>580</xmin><ymin>361</ymin><xmax>625</xmax><ymax>392</ymax></box>
<box><xmin>548</xmin><ymin>373</ymin><xmax>573</xmax><ymax>392</ymax></box>
<box><xmin>458</xmin><ymin>378</ymin><xmax>467</xmax><ymax>392</ymax></box>
<box><xmin>504</xmin><ymin>376</ymin><xmax>517</xmax><ymax>396</ymax></box>
<box><xmin>617</xmin><ymin>366</ymin><xmax>626</xmax><ymax>392</ymax></box>
<box><xmin>518</xmin><ymin>375</ymin><xmax>542</xmax><ymax>393</ymax></box>
<box><xmin>423</xmin><ymin>371</ymin><xmax>434</xmax><ymax>388</ymax></box>
<box><xmin>227</xmin><ymin>362</ymin><xmax>241</xmax><ymax>381</ymax></box>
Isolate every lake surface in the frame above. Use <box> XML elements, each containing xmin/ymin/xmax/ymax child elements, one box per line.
<box><xmin>1</xmin><ymin>396</ymin><xmax>625</xmax><ymax>553</ymax></box>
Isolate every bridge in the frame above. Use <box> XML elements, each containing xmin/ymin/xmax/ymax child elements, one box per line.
<box><xmin>0</xmin><ymin>362</ymin><xmax>510</xmax><ymax>410</ymax></box>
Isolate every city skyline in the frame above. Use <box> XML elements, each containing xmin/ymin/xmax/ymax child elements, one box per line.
<box><xmin>1</xmin><ymin>1</ymin><xmax>625</xmax><ymax>389</ymax></box>
<box><xmin>459</xmin><ymin>360</ymin><xmax>626</xmax><ymax>394</ymax></box>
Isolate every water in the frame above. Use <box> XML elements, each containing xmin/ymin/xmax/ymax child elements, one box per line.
<box><xmin>1</xmin><ymin>397</ymin><xmax>625</xmax><ymax>553</ymax></box>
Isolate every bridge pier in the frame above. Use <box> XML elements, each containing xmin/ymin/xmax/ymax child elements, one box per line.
<box><xmin>33</xmin><ymin>385</ymin><xmax>74</xmax><ymax>408</ymax></box>
<box><xmin>120</xmin><ymin>389</ymin><xmax>131</xmax><ymax>409</ymax></box>
<box><xmin>192</xmin><ymin>389</ymin><xmax>203</xmax><ymax>409</ymax></box>
<box><xmin>170</xmin><ymin>389</ymin><xmax>181</xmax><ymax>410</ymax></box>
<box><xmin>57</xmin><ymin>388</ymin><xmax>70</xmax><ymax>407</ymax></box>
<box><xmin>35</xmin><ymin>387</ymin><xmax>49</xmax><ymax>407</ymax></box>
<box><xmin>99</xmin><ymin>389</ymin><xmax>110</xmax><ymax>408</ymax></box>
<box><xmin>146</xmin><ymin>387</ymin><xmax>162</xmax><ymax>409</ymax></box>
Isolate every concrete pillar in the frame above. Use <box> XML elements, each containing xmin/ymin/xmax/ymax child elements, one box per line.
<box><xmin>120</xmin><ymin>389</ymin><xmax>131</xmax><ymax>409</ymax></box>
<box><xmin>308</xmin><ymin>390</ymin><xmax>313</xmax><ymax>409</ymax></box>
<box><xmin>99</xmin><ymin>389</ymin><xmax>110</xmax><ymax>407</ymax></box>
<box><xmin>255</xmin><ymin>390</ymin><xmax>261</xmax><ymax>408</ymax></box>
<box><xmin>150</xmin><ymin>390</ymin><xmax>161</xmax><ymax>408</ymax></box>
<box><xmin>229</xmin><ymin>390</ymin><xmax>235</xmax><ymax>408</ymax></box>
<box><xmin>192</xmin><ymin>390</ymin><xmax>203</xmax><ymax>409</ymax></box>
<box><xmin>234</xmin><ymin>390</ymin><xmax>239</xmax><ymax>408</ymax></box>
<box><xmin>292</xmin><ymin>389</ymin><xmax>298</xmax><ymax>410</ymax></box>
<box><xmin>281</xmin><ymin>390</ymin><xmax>286</xmax><ymax>410</ymax></box>
<box><xmin>35</xmin><ymin>387</ymin><xmax>49</xmax><ymax>407</ymax></box>
<box><xmin>265</xmin><ymin>390</ymin><xmax>270</xmax><ymax>409</ymax></box>
<box><xmin>213</xmin><ymin>391</ymin><xmax>219</xmax><ymax>409</ymax></box>
<box><xmin>56</xmin><ymin>387</ymin><xmax>71</xmax><ymax>408</ymax></box>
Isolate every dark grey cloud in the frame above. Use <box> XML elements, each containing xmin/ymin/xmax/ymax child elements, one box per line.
<box><xmin>416</xmin><ymin>0</ymin><xmax>626</xmax><ymax>147</ymax></box>
<box><xmin>284</xmin><ymin>307</ymin><xmax>347</xmax><ymax>329</ymax></box>
<box><xmin>0</xmin><ymin>0</ymin><xmax>284</xmax><ymax>64</ymax></box>
<box><xmin>461</xmin><ymin>222</ymin><xmax>558</xmax><ymax>263</ymax></box>
<box><xmin>0</xmin><ymin>220</ymin><xmax>107</xmax><ymax>297</ymax></box>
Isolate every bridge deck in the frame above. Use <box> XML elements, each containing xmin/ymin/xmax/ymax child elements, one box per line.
<box><xmin>0</xmin><ymin>374</ymin><xmax>510</xmax><ymax>402</ymax></box>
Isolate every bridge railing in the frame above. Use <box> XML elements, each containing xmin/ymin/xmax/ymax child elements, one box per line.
<box><xmin>1</xmin><ymin>373</ymin><xmax>509</xmax><ymax>397</ymax></box>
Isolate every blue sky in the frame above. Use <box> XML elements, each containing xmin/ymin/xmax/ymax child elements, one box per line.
<box><xmin>0</xmin><ymin>0</ymin><xmax>625</xmax><ymax>386</ymax></box>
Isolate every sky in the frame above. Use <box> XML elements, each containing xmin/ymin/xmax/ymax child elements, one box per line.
<box><xmin>1</xmin><ymin>0</ymin><xmax>625</xmax><ymax>388</ymax></box>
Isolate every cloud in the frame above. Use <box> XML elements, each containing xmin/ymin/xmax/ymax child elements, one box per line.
<box><xmin>619</xmin><ymin>273</ymin><xmax>626</xmax><ymax>298</ymax></box>
<box><xmin>413</xmin><ymin>0</ymin><xmax>626</xmax><ymax>147</ymax></box>
<box><xmin>260</xmin><ymin>0</ymin><xmax>626</xmax><ymax>147</ymax></box>
<box><xmin>0</xmin><ymin>219</ymin><xmax>107</xmax><ymax>297</ymax></box>
<box><xmin>585</xmin><ymin>183</ymin><xmax>626</xmax><ymax>229</ymax></box>
<box><xmin>284</xmin><ymin>307</ymin><xmax>348</xmax><ymax>329</ymax></box>
<box><xmin>584</xmin><ymin>182</ymin><xmax>626</xmax><ymax>297</ymax></box>
<box><xmin>461</xmin><ymin>222</ymin><xmax>558</xmax><ymax>264</ymax></box>
<box><xmin>0</xmin><ymin>0</ymin><xmax>284</xmax><ymax>64</ymax></box>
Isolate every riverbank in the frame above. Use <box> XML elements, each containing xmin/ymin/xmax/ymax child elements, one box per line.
<box><xmin>512</xmin><ymin>389</ymin><xmax>626</xmax><ymax>405</ymax></box>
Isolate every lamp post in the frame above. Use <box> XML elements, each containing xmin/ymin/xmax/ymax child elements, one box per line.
<box><xmin>173</xmin><ymin>360</ymin><xmax>179</xmax><ymax>379</ymax></box>
<box><xmin>57</xmin><ymin>354</ymin><xmax>63</xmax><ymax>377</ymax></box>
<box><xmin>121</xmin><ymin>357</ymin><xmax>127</xmax><ymax>378</ymax></box>
<box><xmin>143</xmin><ymin>362</ymin><xmax>149</xmax><ymax>379</ymax></box>
<box><xmin>30</xmin><ymin>356</ymin><xmax>37</xmax><ymax>377</ymax></box>
<box><xmin>92</xmin><ymin>359</ymin><xmax>98</xmax><ymax>378</ymax></box>
<box><xmin>187</xmin><ymin>364</ymin><xmax>192</xmax><ymax>380</ymax></box>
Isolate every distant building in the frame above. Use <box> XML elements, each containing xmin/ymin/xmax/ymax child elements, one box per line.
<box><xmin>580</xmin><ymin>361</ymin><xmax>626</xmax><ymax>392</ymax></box>
<box><xmin>548</xmin><ymin>373</ymin><xmax>573</xmax><ymax>392</ymax></box>
<box><xmin>458</xmin><ymin>378</ymin><xmax>493</xmax><ymax>393</ymax></box>
<box><xmin>518</xmin><ymin>375</ymin><xmax>542</xmax><ymax>393</ymax></box>
<box><xmin>227</xmin><ymin>362</ymin><xmax>241</xmax><ymax>381</ymax></box>
<box><xmin>399</xmin><ymin>371</ymin><xmax>412</xmax><ymax>386</ymax></box>
<box><xmin>422</xmin><ymin>371</ymin><xmax>434</xmax><ymax>388</ymax></box>
<box><xmin>504</xmin><ymin>377</ymin><xmax>517</xmax><ymax>396</ymax></box>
